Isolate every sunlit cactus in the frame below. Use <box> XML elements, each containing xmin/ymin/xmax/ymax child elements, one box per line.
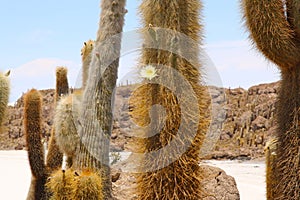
<box><xmin>46</xmin><ymin>169</ymin><xmax>77</xmax><ymax>200</ymax></box>
<box><xmin>72</xmin><ymin>170</ymin><xmax>103</xmax><ymax>200</ymax></box>
<box><xmin>54</xmin><ymin>91</ymin><xmax>81</xmax><ymax>167</ymax></box>
<box><xmin>0</xmin><ymin>70</ymin><xmax>10</xmax><ymax>130</ymax></box>
<box><xmin>242</xmin><ymin>1</ymin><xmax>300</xmax><ymax>199</ymax></box>
<box><xmin>47</xmin><ymin>67</ymin><xmax>69</xmax><ymax>171</ymax></box>
<box><xmin>264</xmin><ymin>137</ymin><xmax>278</xmax><ymax>200</ymax></box>
<box><xmin>73</xmin><ymin>0</ymin><xmax>127</xmax><ymax>199</ymax></box>
<box><xmin>129</xmin><ymin>0</ymin><xmax>210</xmax><ymax>199</ymax></box>
<box><xmin>81</xmin><ymin>40</ymin><xmax>94</xmax><ymax>89</ymax></box>
<box><xmin>24</xmin><ymin>89</ymin><xmax>48</xmax><ymax>200</ymax></box>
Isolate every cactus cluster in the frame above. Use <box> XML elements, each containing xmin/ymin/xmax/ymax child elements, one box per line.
<box><xmin>24</xmin><ymin>67</ymin><xmax>70</xmax><ymax>199</ymax></box>
<box><xmin>0</xmin><ymin>70</ymin><xmax>10</xmax><ymax>130</ymax></box>
<box><xmin>46</xmin><ymin>67</ymin><xmax>69</xmax><ymax>172</ymax></box>
<box><xmin>242</xmin><ymin>0</ymin><xmax>300</xmax><ymax>199</ymax></box>
<box><xmin>46</xmin><ymin>169</ymin><xmax>76</xmax><ymax>200</ymax></box>
<box><xmin>46</xmin><ymin>168</ymin><xmax>103</xmax><ymax>200</ymax></box>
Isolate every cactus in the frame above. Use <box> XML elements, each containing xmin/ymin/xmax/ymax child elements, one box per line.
<box><xmin>24</xmin><ymin>89</ymin><xmax>49</xmax><ymax>200</ymax></box>
<box><xmin>72</xmin><ymin>170</ymin><xmax>103</xmax><ymax>200</ymax></box>
<box><xmin>47</xmin><ymin>168</ymin><xmax>103</xmax><ymax>200</ymax></box>
<box><xmin>265</xmin><ymin>138</ymin><xmax>278</xmax><ymax>200</ymax></box>
<box><xmin>242</xmin><ymin>1</ymin><xmax>300</xmax><ymax>199</ymax></box>
<box><xmin>74</xmin><ymin>0</ymin><xmax>127</xmax><ymax>199</ymax></box>
<box><xmin>81</xmin><ymin>40</ymin><xmax>94</xmax><ymax>89</ymax></box>
<box><xmin>46</xmin><ymin>169</ymin><xmax>77</xmax><ymax>200</ymax></box>
<box><xmin>47</xmin><ymin>67</ymin><xmax>69</xmax><ymax>171</ymax></box>
<box><xmin>25</xmin><ymin>67</ymin><xmax>70</xmax><ymax>199</ymax></box>
<box><xmin>128</xmin><ymin>0</ymin><xmax>209</xmax><ymax>199</ymax></box>
<box><xmin>54</xmin><ymin>91</ymin><xmax>81</xmax><ymax>167</ymax></box>
<box><xmin>53</xmin><ymin>39</ymin><xmax>94</xmax><ymax>167</ymax></box>
<box><xmin>0</xmin><ymin>70</ymin><xmax>10</xmax><ymax>130</ymax></box>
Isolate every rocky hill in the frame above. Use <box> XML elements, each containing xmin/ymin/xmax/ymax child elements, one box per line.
<box><xmin>0</xmin><ymin>81</ymin><xmax>279</xmax><ymax>159</ymax></box>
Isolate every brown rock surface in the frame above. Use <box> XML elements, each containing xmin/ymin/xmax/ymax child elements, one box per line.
<box><xmin>111</xmin><ymin>159</ymin><xmax>240</xmax><ymax>200</ymax></box>
<box><xmin>0</xmin><ymin>82</ymin><xmax>279</xmax><ymax>160</ymax></box>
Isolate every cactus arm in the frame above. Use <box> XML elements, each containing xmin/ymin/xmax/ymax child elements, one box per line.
<box><xmin>0</xmin><ymin>72</ymin><xmax>10</xmax><ymax>128</ymax></box>
<box><xmin>243</xmin><ymin>1</ymin><xmax>300</xmax><ymax>199</ymax></box>
<box><xmin>242</xmin><ymin>0</ymin><xmax>300</xmax><ymax>70</ymax></box>
<box><xmin>24</xmin><ymin>89</ymin><xmax>49</xmax><ymax>200</ymax></box>
<box><xmin>81</xmin><ymin>40</ymin><xmax>94</xmax><ymax>89</ymax></box>
<box><xmin>54</xmin><ymin>67</ymin><xmax>69</xmax><ymax>101</ymax></box>
<box><xmin>24</xmin><ymin>89</ymin><xmax>46</xmax><ymax>179</ymax></box>
<box><xmin>46</xmin><ymin>129</ymin><xmax>64</xmax><ymax>171</ymax></box>
<box><xmin>46</xmin><ymin>67</ymin><xmax>69</xmax><ymax>171</ymax></box>
<box><xmin>54</xmin><ymin>93</ymin><xmax>81</xmax><ymax>167</ymax></box>
<box><xmin>287</xmin><ymin>0</ymin><xmax>300</xmax><ymax>38</ymax></box>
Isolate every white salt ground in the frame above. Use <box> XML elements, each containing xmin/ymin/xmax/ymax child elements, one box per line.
<box><xmin>204</xmin><ymin>159</ymin><xmax>266</xmax><ymax>200</ymax></box>
<box><xmin>0</xmin><ymin>151</ymin><xmax>266</xmax><ymax>199</ymax></box>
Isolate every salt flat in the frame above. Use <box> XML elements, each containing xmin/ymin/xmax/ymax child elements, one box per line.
<box><xmin>204</xmin><ymin>159</ymin><xmax>266</xmax><ymax>200</ymax></box>
<box><xmin>0</xmin><ymin>151</ymin><xmax>266</xmax><ymax>199</ymax></box>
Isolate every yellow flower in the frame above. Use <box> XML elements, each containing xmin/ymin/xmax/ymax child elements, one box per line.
<box><xmin>140</xmin><ymin>65</ymin><xmax>158</xmax><ymax>80</ymax></box>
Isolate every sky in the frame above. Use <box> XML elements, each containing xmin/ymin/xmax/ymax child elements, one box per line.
<box><xmin>0</xmin><ymin>0</ymin><xmax>280</xmax><ymax>103</ymax></box>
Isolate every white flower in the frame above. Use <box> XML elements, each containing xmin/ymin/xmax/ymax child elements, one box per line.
<box><xmin>140</xmin><ymin>65</ymin><xmax>158</xmax><ymax>80</ymax></box>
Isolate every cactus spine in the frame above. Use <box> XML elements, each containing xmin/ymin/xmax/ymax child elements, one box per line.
<box><xmin>0</xmin><ymin>70</ymin><xmax>10</xmax><ymax>130</ymax></box>
<box><xmin>24</xmin><ymin>89</ymin><xmax>48</xmax><ymax>200</ymax></box>
<box><xmin>129</xmin><ymin>0</ymin><xmax>209</xmax><ymax>199</ymax></box>
<box><xmin>243</xmin><ymin>1</ymin><xmax>300</xmax><ymax>199</ymax></box>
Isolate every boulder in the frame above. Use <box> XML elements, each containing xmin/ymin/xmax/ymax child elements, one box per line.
<box><xmin>112</xmin><ymin>158</ymin><xmax>240</xmax><ymax>200</ymax></box>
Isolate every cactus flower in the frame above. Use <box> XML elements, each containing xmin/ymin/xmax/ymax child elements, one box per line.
<box><xmin>140</xmin><ymin>65</ymin><xmax>158</xmax><ymax>80</ymax></box>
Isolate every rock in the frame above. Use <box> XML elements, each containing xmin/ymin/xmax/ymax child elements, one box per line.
<box><xmin>201</xmin><ymin>165</ymin><xmax>240</xmax><ymax>200</ymax></box>
<box><xmin>111</xmin><ymin>167</ymin><xmax>121</xmax><ymax>182</ymax></box>
<box><xmin>251</xmin><ymin>116</ymin><xmax>267</xmax><ymax>131</ymax></box>
<box><xmin>111</xmin><ymin>133</ymin><xmax>118</xmax><ymax>140</ymax></box>
<box><xmin>112</xmin><ymin>162</ymin><xmax>240</xmax><ymax>200</ymax></box>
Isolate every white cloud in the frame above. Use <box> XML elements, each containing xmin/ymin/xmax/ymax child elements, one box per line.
<box><xmin>9</xmin><ymin>58</ymin><xmax>81</xmax><ymax>103</ymax></box>
<box><xmin>203</xmin><ymin>40</ymin><xmax>280</xmax><ymax>89</ymax></box>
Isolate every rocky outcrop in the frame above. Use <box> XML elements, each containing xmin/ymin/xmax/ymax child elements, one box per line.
<box><xmin>0</xmin><ymin>82</ymin><xmax>279</xmax><ymax>159</ymax></box>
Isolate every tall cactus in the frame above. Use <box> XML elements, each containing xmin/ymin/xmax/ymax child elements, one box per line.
<box><xmin>129</xmin><ymin>0</ymin><xmax>209</xmax><ymax>199</ymax></box>
<box><xmin>24</xmin><ymin>89</ymin><xmax>48</xmax><ymax>200</ymax></box>
<box><xmin>242</xmin><ymin>1</ymin><xmax>300</xmax><ymax>199</ymax></box>
<box><xmin>74</xmin><ymin>0</ymin><xmax>127</xmax><ymax>199</ymax></box>
<box><xmin>46</xmin><ymin>67</ymin><xmax>69</xmax><ymax>171</ymax></box>
<box><xmin>0</xmin><ymin>70</ymin><xmax>10</xmax><ymax>130</ymax></box>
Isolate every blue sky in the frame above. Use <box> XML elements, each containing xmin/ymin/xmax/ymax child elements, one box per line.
<box><xmin>0</xmin><ymin>0</ymin><xmax>280</xmax><ymax>103</ymax></box>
